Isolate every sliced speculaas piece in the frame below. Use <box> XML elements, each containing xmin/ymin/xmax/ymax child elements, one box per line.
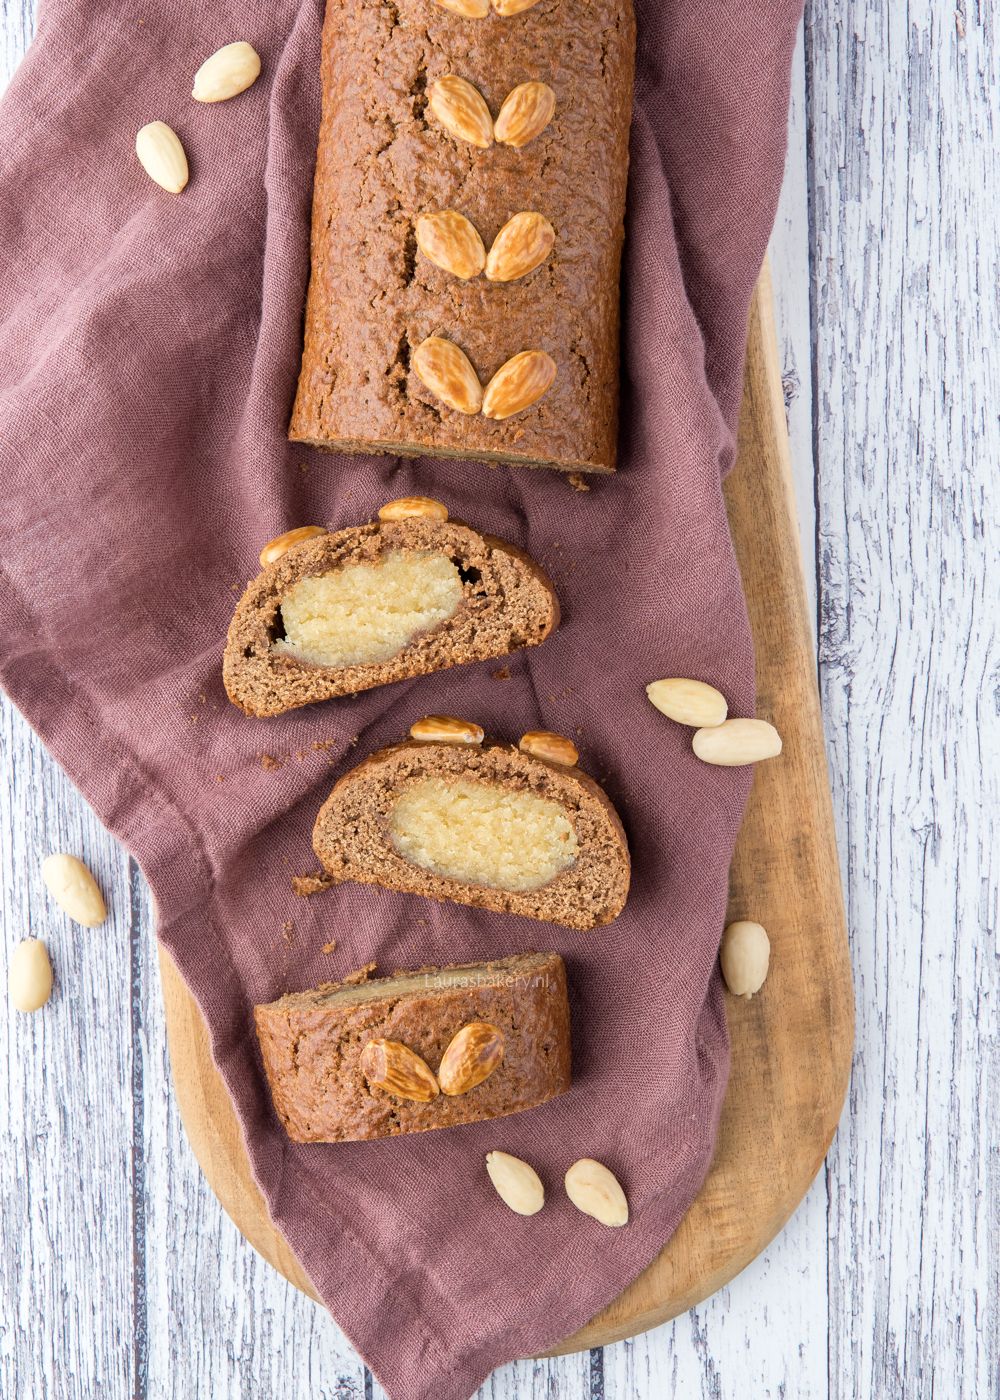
<box><xmin>223</xmin><ymin>499</ymin><xmax>559</xmax><ymax>717</ymax></box>
<box><xmin>312</xmin><ymin>722</ymin><xmax>630</xmax><ymax>931</ymax></box>
<box><xmin>253</xmin><ymin>951</ymin><xmax>571</xmax><ymax>1143</ymax></box>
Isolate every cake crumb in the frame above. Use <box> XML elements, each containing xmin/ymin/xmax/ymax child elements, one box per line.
<box><xmin>567</xmin><ymin>472</ymin><xmax>591</xmax><ymax>492</ymax></box>
<box><xmin>261</xmin><ymin>753</ymin><xmax>283</xmax><ymax>771</ymax></box>
<box><xmin>342</xmin><ymin>962</ymin><xmax>377</xmax><ymax>986</ymax></box>
<box><xmin>282</xmin><ymin>921</ymin><xmax>295</xmax><ymax>944</ymax></box>
<box><xmin>322</xmin><ymin>940</ymin><xmax>337</xmax><ymax>954</ymax></box>
<box><xmin>312</xmin><ymin>739</ymin><xmax>337</xmax><ymax>752</ymax></box>
<box><xmin>292</xmin><ymin>870</ymin><xmax>334</xmax><ymax>897</ymax></box>
<box><xmin>491</xmin><ymin>666</ymin><xmax>511</xmax><ymax>681</ymax></box>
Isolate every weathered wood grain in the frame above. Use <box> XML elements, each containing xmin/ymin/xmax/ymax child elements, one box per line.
<box><xmin>806</xmin><ymin>1</ymin><xmax>1000</xmax><ymax>1397</ymax></box>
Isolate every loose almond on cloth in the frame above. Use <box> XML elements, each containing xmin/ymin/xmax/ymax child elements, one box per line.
<box><xmin>0</xmin><ymin>2</ymin><xmax>805</xmax><ymax>1395</ymax></box>
<box><xmin>135</xmin><ymin>121</ymin><xmax>188</xmax><ymax>194</ymax></box>
<box><xmin>486</xmin><ymin>1151</ymin><xmax>545</xmax><ymax>1215</ymax></box>
<box><xmin>192</xmin><ymin>42</ymin><xmax>261</xmax><ymax>103</ymax></box>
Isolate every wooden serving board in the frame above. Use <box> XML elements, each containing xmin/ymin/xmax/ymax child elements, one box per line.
<box><xmin>158</xmin><ymin>264</ymin><xmax>854</xmax><ymax>1353</ymax></box>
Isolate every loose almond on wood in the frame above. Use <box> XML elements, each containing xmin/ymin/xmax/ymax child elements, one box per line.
<box><xmin>8</xmin><ymin>939</ymin><xmax>54</xmax><ymax>1013</ymax></box>
<box><xmin>41</xmin><ymin>853</ymin><xmax>107</xmax><ymax>927</ymax></box>
<box><xmin>720</xmin><ymin>920</ymin><xmax>771</xmax><ymax>998</ymax></box>
<box><xmin>692</xmin><ymin>718</ymin><xmax>782</xmax><ymax>766</ymax></box>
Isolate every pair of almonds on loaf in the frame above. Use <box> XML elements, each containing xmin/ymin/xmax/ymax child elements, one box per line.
<box><xmin>410</xmin><ymin>715</ymin><xmax>580</xmax><ymax>768</ymax></box>
<box><xmin>362</xmin><ymin>1023</ymin><xmax>504</xmax><ymax>1100</ymax></box>
<box><xmin>135</xmin><ymin>42</ymin><xmax>262</xmax><ymax>194</ymax></box>
<box><xmin>646</xmin><ymin>678</ymin><xmax>783</xmax><ymax>766</ymax></box>
<box><xmin>413</xmin><ymin>338</ymin><xmax>556</xmax><ymax>420</ymax></box>
<box><xmin>486</xmin><ymin>1152</ymin><xmax>629</xmax><ymax>1227</ymax></box>
<box><xmin>416</xmin><ymin>210</ymin><xmax>554</xmax><ymax>283</ymax></box>
<box><xmin>429</xmin><ymin>75</ymin><xmax>556</xmax><ymax>150</ymax></box>
<box><xmin>435</xmin><ymin>0</ymin><xmax>544</xmax><ymax>17</ymax></box>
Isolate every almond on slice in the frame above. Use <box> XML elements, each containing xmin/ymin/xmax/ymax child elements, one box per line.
<box><xmin>259</xmin><ymin>525</ymin><xmax>328</xmax><ymax>567</ymax></box>
<box><xmin>494</xmin><ymin>81</ymin><xmax>555</xmax><ymax>148</ymax></box>
<box><xmin>192</xmin><ymin>42</ymin><xmax>262</xmax><ymax>103</ymax></box>
<box><xmin>378</xmin><ymin>497</ymin><xmax>449</xmax><ymax>523</ymax></box>
<box><xmin>438</xmin><ymin>1022</ymin><xmax>505</xmax><ymax>1095</ymax></box>
<box><xmin>412</xmin><ymin>336</ymin><xmax>484</xmax><ymax>414</ymax></box>
<box><xmin>519</xmin><ymin>731</ymin><xmax>579</xmax><ymax>766</ymax></box>
<box><xmin>482</xmin><ymin>350</ymin><xmax>557</xmax><ymax>420</ymax></box>
<box><xmin>135</xmin><ymin>122</ymin><xmax>189</xmax><ymax>194</ymax></box>
<box><xmin>485</xmin><ymin>211</ymin><xmax>555</xmax><ymax>282</ymax></box>
<box><xmin>415</xmin><ymin>210</ymin><xmax>487</xmax><ymax>280</ymax></box>
<box><xmin>492</xmin><ymin>0</ymin><xmax>543</xmax><ymax>11</ymax></box>
<box><xmin>434</xmin><ymin>0</ymin><xmax>491</xmax><ymax>14</ymax></box>
<box><xmin>428</xmin><ymin>75</ymin><xmax>494</xmax><ymax>149</ymax></box>
<box><xmin>486</xmin><ymin>1151</ymin><xmax>545</xmax><ymax>1216</ymax></box>
<box><xmin>360</xmin><ymin>1039</ymin><xmax>439</xmax><ymax>1102</ymax></box>
<box><xmin>409</xmin><ymin>715</ymin><xmax>485</xmax><ymax>745</ymax></box>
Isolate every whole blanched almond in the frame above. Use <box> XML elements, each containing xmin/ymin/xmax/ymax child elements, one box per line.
<box><xmin>486</xmin><ymin>211</ymin><xmax>555</xmax><ymax>282</ymax></box>
<box><xmin>519</xmin><ymin>731</ymin><xmax>579</xmax><ymax>766</ymax></box>
<box><xmin>492</xmin><ymin>0</ymin><xmax>543</xmax><ymax>11</ymax></box>
<box><xmin>378</xmin><ymin>497</ymin><xmax>449</xmax><ymax>523</ymax></box>
<box><xmin>41</xmin><ymin>854</ymin><xmax>107</xmax><ymax>927</ymax></box>
<box><xmin>360</xmin><ymin>1039</ymin><xmax>439</xmax><ymax>1102</ymax></box>
<box><xmin>413</xmin><ymin>336</ymin><xmax>484</xmax><ymax>414</ymax></box>
<box><xmin>720</xmin><ymin>920</ymin><xmax>770</xmax><ymax>998</ymax></box>
<box><xmin>482</xmin><ymin>350</ymin><xmax>557</xmax><ymax>420</ymax></box>
<box><xmin>428</xmin><ymin>76</ymin><xmax>494</xmax><ymax>148</ymax></box>
<box><xmin>564</xmin><ymin>1158</ymin><xmax>629</xmax><ymax>1227</ymax></box>
<box><xmin>259</xmin><ymin>524</ymin><xmax>328</xmax><ymax>567</ymax></box>
<box><xmin>415</xmin><ymin>211</ymin><xmax>487</xmax><ymax>280</ymax></box>
<box><xmin>692</xmin><ymin>718</ymin><xmax>782</xmax><ymax>766</ymax></box>
<box><xmin>486</xmin><ymin>1151</ymin><xmax>545</xmax><ymax>1215</ymax></box>
<box><xmin>192</xmin><ymin>42</ymin><xmax>262</xmax><ymax>103</ymax></box>
<box><xmin>647</xmin><ymin>678</ymin><xmax>728</xmax><ymax>728</ymax></box>
<box><xmin>494</xmin><ymin>81</ymin><xmax>556</xmax><ymax>148</ymax></box>
<box><xmin>9</xmin><ymin>939</ymin><xmax>54</xmax><ymax>1013</ymax></box>
<box><xmin>410</xmin><ymin>715</ymin><xmax>485</xmax><ymax>745</ymax></box>
<box><xmin>438</xmin><ymin>1022</ymin><xmax>505</xmax><ymax>1095</ymax></box>
<box><xmin>135</xmin><ymin>122</ymin><xmax>189</xmax><ymax>194</ymax></box>
<box><xmin>435</xmin><ymin>0</ymin><xmax>490</xmax><ymax>14</ymax></box>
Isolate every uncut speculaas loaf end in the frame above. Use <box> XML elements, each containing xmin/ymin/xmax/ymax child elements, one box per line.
<box><xmin>312</xmin><ymin>727</ymin><xmax>631</xmax><ymax>930</ymax></box>
<box><xmin>223</xmin><ymin>501</ymin><xmax>559</xmax><ymax>718</ymax></box>
<box><xmin>254</xmin><ymin>952</ymin><xmax>572</xmax><ymax>1143</ymax></box>
<box><xmin>288</xmin><ymin>0</ymin><xmax>635</xmax><ymax>473</ymax></box>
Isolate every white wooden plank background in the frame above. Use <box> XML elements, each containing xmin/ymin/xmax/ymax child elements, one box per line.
<box><xmin>2</xmin><ymin>3</ymin><xmax>998</xmax><ymax>1397</ymax></box>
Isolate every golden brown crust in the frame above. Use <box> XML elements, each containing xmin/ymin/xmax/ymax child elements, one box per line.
<box><xmin>313</xmin><ymin>739</ymin><xmax>630</xmax><ymax>930</ymax></box>
<box><xmin>288</xmin><ymin>0</ymin><xmax>635</xmax><ymax>473</ymax></box>
<box><xmin>222</xmin><ymin>514</ymin><xmax>559</xmax><ymax>717</ymax></box>
<box><xmin>254</xmin><ymin>952</ymin><xmax>572</xmax><ymax>1142</ymax></box>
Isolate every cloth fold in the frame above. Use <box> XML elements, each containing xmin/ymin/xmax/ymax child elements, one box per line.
<box><xmin>0</xmin><ymin>1</ymin><xmax>802</xmax><ymax>1395</ymax></box>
